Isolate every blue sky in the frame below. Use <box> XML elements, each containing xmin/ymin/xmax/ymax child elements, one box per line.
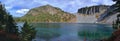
<box><xmin>0</xmin><ymin>0</ymin><xmax>115</xmax><ymax>17</ymax></box>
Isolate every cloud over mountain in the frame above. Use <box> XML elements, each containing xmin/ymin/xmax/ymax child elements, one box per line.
<box><xmin>0</xmin><ymin>0</ymin><xmax>115</xmax><ymax>17</ymax></box>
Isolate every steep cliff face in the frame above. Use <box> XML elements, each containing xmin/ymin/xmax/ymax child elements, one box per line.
<box><xmin>78</xmin><ymin>5</ymin><xmax>109</xmax><ymax>15</ymax></box>
<box><xmin>97</xmin><ymin>5</ymin><xmax>117</xmax><ymax>23</ymax></box>
<box><xmin>77</xmin><ymin>5</ymin><xmax>117</xmax><ymax>23</ymax></box>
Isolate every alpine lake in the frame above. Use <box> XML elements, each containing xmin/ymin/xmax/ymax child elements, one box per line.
<box><xmin>17</xmin><ymin>23</ymin><xmax>114</xmax><ymax>41</ymax></box>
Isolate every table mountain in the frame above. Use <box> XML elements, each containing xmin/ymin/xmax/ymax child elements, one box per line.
<box><xmin>77</xmin><ymin>5</ymin><xmax>117</xmax><ymax>23</ymax></box>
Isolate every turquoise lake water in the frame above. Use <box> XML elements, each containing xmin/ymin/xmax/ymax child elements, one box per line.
<box><xmin>17</xmin><ymin>23</ymin><xmax>113</xmax><ymax>41</ymax></box>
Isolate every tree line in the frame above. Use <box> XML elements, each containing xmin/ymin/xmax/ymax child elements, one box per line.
<box><xmin>0</xmin><ymin>2</ymin><xmax>36</xmax><ymax>41</ymax></box>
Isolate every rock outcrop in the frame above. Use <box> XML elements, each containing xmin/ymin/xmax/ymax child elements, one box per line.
<box><xmin>77</xmin><ymin>5</ymin><xmax>117</xmax><ymax>23</ymax></box>
<box><xmin>78</xmin><ymin>5</ymin><xmax>108</xmax><ymax>15</ymax></box>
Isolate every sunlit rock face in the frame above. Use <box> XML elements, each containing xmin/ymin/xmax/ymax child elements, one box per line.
<box><xmin>77</xmin><ymin>5</ymin><xmax>118</xmax><ymax>23</ymax></box>
<box><xmin>77</xmin><ymin>5</ymin><xmax>109</xmax><ymax>23</ymax></box>
<box><xmin>78</xmin><ymin>5</ymin><xmax>109</xmax><ymax>15</ymax></box>
<box><xmin>76</xmin><ymin>14</ymin><xmax>97</xmax><ymax>23</ymax></box>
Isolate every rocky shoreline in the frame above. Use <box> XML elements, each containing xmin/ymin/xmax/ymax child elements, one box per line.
<box><xmin>101</xmin><ymin>29</ymin><xmax>120</xmax><ymax>41</ymax></box>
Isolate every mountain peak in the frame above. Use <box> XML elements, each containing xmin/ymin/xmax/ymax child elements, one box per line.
<box><xmin>18</xmin><ymin>5</ymin><xmax>76</xmax><ymax>22</ymax></box>
<box><xmin>27</xmin><ymin>4</ymin><xmax>63</xmax><ymax>15</ymax></box>
<box><xmin>39</xmin><ymin>4</ymin><xmax>54</xmax><ymax>8</ymax></box>
<box><xmin>44</xmin><ymin>4</ymin><xmax>53</xmax><ymax>7</ymax></box>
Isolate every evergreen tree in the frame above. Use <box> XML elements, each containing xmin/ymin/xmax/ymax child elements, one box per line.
<box><xmin>112</xmin><ymin>0</ymin><xmax>120</xmax><ymax>12</ymax></box>
<box><xmin>112</xmin><ymin>0</ymin><xmax>120</xmax><ymax>29</ymax></box>
<box><xmin>5</xmin><ymin>15</ymin><xmax>18</xmax><ymax>34</ymax></box>
<box><xmin>0</xmin><ymin>2</ymin><xmax>18</xmax><ymax>34</ymax></box>
<box><xmin>0</xmin><ymin>2</ymin><xmax>6</xmax><ymax>30</ymax></box>
<box><xmin>0</xmin><ymin>2</ymin><xmax>20</xmax><ymax>41</ymax></box>
<box><xmin>21</xmin><ymin>22</ymin><xmax>36</xmax><ymax>41</ymax></box>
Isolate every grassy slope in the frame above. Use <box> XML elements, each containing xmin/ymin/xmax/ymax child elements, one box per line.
<box><xmin>15</xmin><ymin>5</ymin><xmax>76</xmax><ymax>23</ymax></box>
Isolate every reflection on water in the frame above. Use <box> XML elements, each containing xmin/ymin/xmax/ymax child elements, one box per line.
<box><xmin>36</xmin><ymin>28</ymin><xmax>61</xmax><ymax>41</ymax></box>
<box><xmin>18</xmin><ymin>23</ymin><xmax>113</xmax><ymax>41</ymax></box>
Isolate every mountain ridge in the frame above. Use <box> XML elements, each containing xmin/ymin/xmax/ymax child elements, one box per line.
<box><xmin>15</xmin><ymin>5</ymin><xmax>76</xmax><ymax>23</ymax></box>
<box><xmin>15</xmin><ymin>5</ymin><xmax>117</xmax><ymax>23</ymax></box>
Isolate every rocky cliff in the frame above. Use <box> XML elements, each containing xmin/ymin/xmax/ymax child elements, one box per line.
<box><xmin>77</xmin><ymin>5</ymin><xmax>117</xmax><ymax>23</ymax></box>
<box><xmin>78</xmin><ymin>5</ymin><xmax>109</xmax><ymax>15</ymax></box>
<box><xmin>16</xmin><ymin>5</ymin><xmax>118</xmax><ymax>23</ymax></box>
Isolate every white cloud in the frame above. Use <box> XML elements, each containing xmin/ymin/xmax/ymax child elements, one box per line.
<box><xmin>16</xmin><ymin>9</ymin><xmax>29</xmax><ymax>14</ymax></box>
<box><xmin>102</xmin><ymin>0</ymin><xmax>116</xmax><ymax>5</ymax></box>
<box><xmin>69</xmin><ymin>1</ymin><xmax>75</xmax><ymax>5</ymax></box>
<box><xmin>1</xmin><ymin>0</ymin><xmax>115</xmax><ymax>17</ymax></box>
<box><xmin>5</xmin><ymin>6</ymin><xmax>13</xmax><ymax>10</ymax></box>
<box><xmin>92</xmin><ymin>0</ymin><xmax>99</xmax><ymax>2</ymax></box>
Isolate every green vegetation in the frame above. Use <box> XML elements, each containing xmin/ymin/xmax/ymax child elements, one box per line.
<box><xmin>0</xmin><ymin>2</ymin><xmax>18</xmax><ymax>34</ymax></box>
<box><xmin>0</xmin><ymin>2</ymin><xmax>36</xmax><ymax>41</ymax></box>
<box><xmin>20</xmin><ymin>22</ymin><xmax>36</xmax><ymax>41</ymax></box>
<box><xmin>112</xmin><ymin>0</ymin><xmax>120</xmax><ymax>29</ymax></box>
<box><xmin>0</xmin><ymin>2</ymin><xmax>19</xmax><ymax>41</ymax></box>
<box><xmin>112</xmin><ymin>0</ymin><xmax>120</xmax><ymax>12</ymax></box>
<box><xmin>103</xmin><ymin>0</ymin><xmax>120</xmax><ymax>41</ymax></box>
<box><xmin>15</xmin><ymin>5</ymin><xmax>76</xmax><ymax>23</ymax></box>
<box><xmin>112</xmin><ymin>16</ymin><xmax>120</xmax><ymax>29</ymax></box>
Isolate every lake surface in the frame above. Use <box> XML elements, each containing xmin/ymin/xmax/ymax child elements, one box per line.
<box><xmin>17</xmin><ymin>23</ymin><xmax>113</xmax><ymax>41</ymax></box>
